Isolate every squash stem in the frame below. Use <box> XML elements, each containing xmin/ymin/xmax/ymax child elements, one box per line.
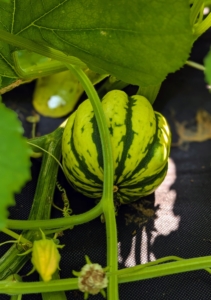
<box><xmin>186</xmin><ymin>60</ymin><xmax>205</xmax><ymax>71</ymax></box>
<box><xmin>65</xmin><ymin>65</ymin><xmax>119</xmax><ymax>300</ymax></box>
<box><xmin>190</xmin><ymin>0</ymin><xmax>204</xmax><ymax>26</ymax></box>
<box><xmin>0</xmin><ymin>228</ymin><xmax>31</xmax><ymax>246</ymax></box>
<box><xmin>0</xmin><ymin>128</ymin><xmax>62</xmax><ymax>280</ymax></box>
<box><xmin>1</xmin><ymin>256</ymin><xmax>211</xmax><ymax>295</ymax></box>
<box><xmin>97</xmin><ymin>77</ymin><xmax>129</xmax><ymax>98</ymax></box>
<box><xmin>193</xmin><ymin>12</ymin><xmax>211</xmax><ymax>37</ymax></box>
<box><xmin>6</xmin><ymin>202</ymin><xmax>103</xmax><ymax>230</ymax></box>
<box><xmin>137</xmin><ymin>83</ymin><xmax>161</xmax><ymax>104</ymax></box>
<box><xmin>0</xmin><ymin>29</ymin><xmax>86</xmax><ymax>70</ymax></box>
<box><xmin>117</xmin><ymin>256</ymin><xmax>211</xmax><ymax>283</ymax></box>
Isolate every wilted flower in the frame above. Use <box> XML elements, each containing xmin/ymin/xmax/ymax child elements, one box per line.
<box><xmin>73</xmin><ymin>255</ymin><xmax>108</xmax><ymax>299</ymax></box>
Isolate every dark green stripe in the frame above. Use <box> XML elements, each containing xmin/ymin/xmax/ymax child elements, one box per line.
<box><xmin>70</xmin><ymin>179</ymin><xmax>102</xmax><ymax>199</ymax></box>
<box><xmin>75</xmin><ymin>183</ymin><xmax>102</xmax><ymax>198</ymax></box>
<box><xmin>64</xmin><ymin>164</ymin><xmax>101</xmax><ymax>188</ymax></box>
<box><xmin>117</xmin><ymin>164</ymin><xmax>168</xmax><ymax>204</ymax></box>
<box><xmin>118</xmin><ymin>113</ymin><xmax>159</xmax><ymax>185</ymax></box>
<box><xmin>119</xmin><ymin>163</ymin><xmax>168</xmax><ymax>191</ymax></box>
<box><xmin>69</xmin><ymin>121</ymin><xmax>103</xmax><ymax>185</ymax></box>
<box><xmin>91</xmin><ymin>115</ymin><xmax>104</xmax><ymax>170</ymax></box>
<box><xmin>115</xmin><ymin>96</ymin><xmax>137</xmax><ymax>182</ymax></box>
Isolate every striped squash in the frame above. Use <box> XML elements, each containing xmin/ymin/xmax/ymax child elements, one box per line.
<box><xmin>62</xmin><ymin>90</ymin><xmax>171</xmax><ymax>204</ymax></box>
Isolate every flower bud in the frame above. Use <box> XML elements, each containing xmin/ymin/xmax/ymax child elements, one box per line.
<box><xmin>31</xmin><ymin>231</ymin><xmax>64</xmax><ymax>282</ymax></box>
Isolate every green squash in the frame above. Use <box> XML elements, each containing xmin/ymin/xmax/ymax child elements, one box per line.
<box><xmin>62</xmin><ymin>90</ymin><xmax>171</xmax><ymax>203</ymax></box>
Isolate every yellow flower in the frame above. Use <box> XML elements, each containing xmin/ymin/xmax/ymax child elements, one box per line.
<box><xmin>32</xmin><ymin>237</ymin><xmax>63</xmax><ymax>282</ymax></box>
<box><xmin>19</xmin><ymin>229</ymin><xmax>64</xmax><ymax>282</ymax></box>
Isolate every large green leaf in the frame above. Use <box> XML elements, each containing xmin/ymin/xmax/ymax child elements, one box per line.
<box><xmin>0</xmin><ymin>0</ymin><xmax>193</xmax><ymax>88</ymax></box>
<box><xmin>0</xmin><ymin>102</ymin><xmax>31</xmax><ymax>228</ymax></box>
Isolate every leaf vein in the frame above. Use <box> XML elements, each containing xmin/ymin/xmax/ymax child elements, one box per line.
<box><xmin>50</xmin><ymin>30</ymin><xmax>163</xmax><ymax>80</ymax></box>
<box><xmin>11</xmin><ymin>0</ymin><xmax>15</xmax><ymax>34</ymax></box>
<box><xmin>15</xmin><ymin>0</ymin><xmax>69</xmax><ymax>35</ymax></box>
<box><xmin>0</xmin><ymin>52</ymin><xmax>15</xmax><ymax>72</ymax></box>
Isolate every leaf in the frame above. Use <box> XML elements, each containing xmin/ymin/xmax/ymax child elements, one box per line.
<box><xmin>0</xmin><ymin>102</ymin><xmax>31</xmax><ymax>229</ymax></box>
<box><xmin>0</xmin><ymin>0</ymin><xmax>17</xmax><ymax>79</ymax></box>
<box><xmin>0</xmin><ymin>77</ymin><xmax>27</xmax><ymax>94</ymax></box>
<box><xmin>204</xmin><ymin>50</ymin><xmax>211</xmax><ymax>85</ymax></box>
<box><xmin>0</xmin><ymin>0</ymin><xmax>193</xmax><ymax>88</ymax></box>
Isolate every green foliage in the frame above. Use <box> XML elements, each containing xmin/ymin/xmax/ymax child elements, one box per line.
<box><xmin>0</xmin><ymin>1</ymin><xmax>211</xmax><ymax>299</ymax></box>
<box><xmin>204</xmin><ymin>49</ymin><xmax>211</xmax><ymax>85</ymax></box>
<box><xmin>0</xmin><ymin>102</ymin><xmax>31</xmax><ymax>229</ymax></box>
<box><xmin>0</xmin><ymin>0</ymin><xmax>193</xmax><ymax>88</ymax></box>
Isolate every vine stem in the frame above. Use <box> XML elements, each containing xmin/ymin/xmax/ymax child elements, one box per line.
<box><xmin>194</xmin><ymin>12</ymin><xmax>211</xmax><ymax>37</ymax></box>
<box><xmin>27</xmin><ymin>141</ymin><xmax>65</xmax><ymax>173</ymax></box>
<box><xmin>190</xmin><ymin>0</ymin><xmax>204</xmax><ymax>26</ymax></box>
<box><xmin>6</xmin><ymin>202</ymin><xmax>103</xmax><ymax>230</ymax></box>
<box><xmin>1</xmin><ymin>256</ymin><xmax>211</xmax><ymax>295</ymax></box>
<box><xmin>0</xmin><ymin>128</ymin><xmax>63</xmax><ymax>280</ymax></box>
<box><xmin>0</xmin><ymin>29</ymin><xmax>86</xmax><ymax>69</ymax></box>
<box><xmin>0</xmin><ymin>228</ymin><xmax>31</xmax><ymax>246</ymax></box>
<box><xmin>6</xmin><ymin>66</ymin><xmax>118</xmax><ymax>298</ymax></box>
<box><xmin>65</xmin><ymin>64</ymin><xmax>118</xmax><ymax>300</ymax></box>
<box><xmin>118</xmin><ymin>256</ymin><xmax>211</xmax><ymax>283</ymax></box>
<box><xmin>186</xmin><ymin>60</ymin><xmax>205</xmax><ymax>71</ymax></box>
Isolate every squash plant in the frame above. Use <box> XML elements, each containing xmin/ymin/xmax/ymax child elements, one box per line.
<box><xmin>1</xmin><ymin>1</ymin><xmax>211</xmax><ymax>299</ymax></box>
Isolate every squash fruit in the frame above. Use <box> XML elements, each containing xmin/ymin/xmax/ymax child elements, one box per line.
<box><xmin>62</xmin><ymin>90</ymin><xmax>171</xmax><ymax>204</ymax></box>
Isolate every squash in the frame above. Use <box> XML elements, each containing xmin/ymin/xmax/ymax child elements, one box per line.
<box><xmin>62</xmin><ymin>90</ymin><xmax>171</xmax><ymax>203</ymax></box>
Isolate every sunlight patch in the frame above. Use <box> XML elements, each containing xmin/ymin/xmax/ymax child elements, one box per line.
<box><xmin>151</xmin><ymin>158</ymin><xmax>180</xmax><ymax>244</ymax></box>
<box><xmin>124</xmin><ymin>236</ymin><xmax>136</xmax><ymax>267</ymax></box>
